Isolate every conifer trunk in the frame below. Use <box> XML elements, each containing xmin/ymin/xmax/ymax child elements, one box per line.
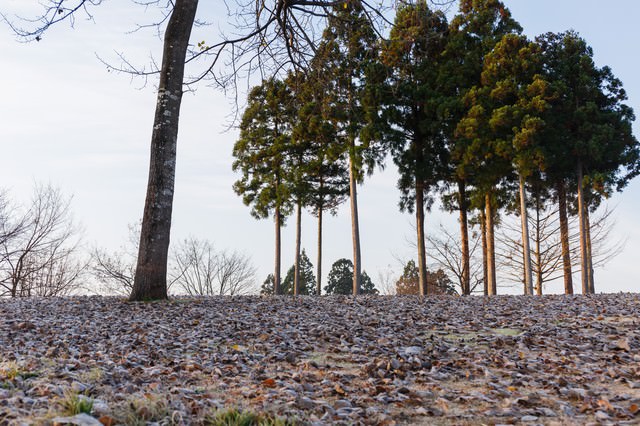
<box><xmin>274</xmin><ymin>206</ymin><xmax>282</xmax><ymax>295</ymax></box>
<box><xmin>534</xmin><ymin>193</ymin><xmax>543</xmax><ymax>295</ymax></box>
<box><xmin>458</xmin><ymin>180</ymin><xmax>470</xmax><ymax>295</ymax></box>
<box><xmin>481</xmin><ymin>204</ymin><xmax>489</xmax><ymax>296</ymax></box>
<box><xmin>557</xmin><ymin>180</ymin><xmax>573</xmax><ymax>294</ymax></box>
<box><xmin>316</xmin><ymin>202</ymin><xmax>323</xmax><ymax>296</ymax></box>
<box><xmin>293</xmin><ymin>201</ymin><xmax>302</xmax><ymax>296</ymax></box>
<box><xmin>585</xmin><ymin>208</ymin><xmax>595</xmax><ymax>293</ymax></box>
<box><xmin>130</xmin><ymin>0</ymin><xmax>199</xmax><ymax>301</ymax></box>
<box><xmin>577</xmin><ymin>161</ymin><xmax>589</xmax><ymax>295</ymax></box>
<box><xmin>485</xmin><ymin>192</ymin><xmax>497</xmax><ymax>296</ymax></box>
<box><xmin>349</xmin><ymin>153</ymin><xmax>362</xmax><ymax>295</ymax></box>
<box><xmin>416</xmin><ymin>179</ymin><xmax>427</xmax><ymax>296</ymax></box>
<box><xmin>519</xmin><ymin>174</ymin><xmax>533</xmax><ymax>295</ymax></box>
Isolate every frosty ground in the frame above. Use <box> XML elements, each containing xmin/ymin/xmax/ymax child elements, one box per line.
<box><xmin>1</xmin><ymin>294</ymin><xmax>639</xmax><ymax>425</ymax></box>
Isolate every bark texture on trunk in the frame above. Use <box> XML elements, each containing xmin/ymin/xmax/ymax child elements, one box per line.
<box><xmin>577</xmin><ymin>161</ymin><xmax>589</xmax><ymax>295</ymax></box>
<box><xmin>519</xmin><ymin>174</ymin><xmax>533</xmax><ymax>295</ymax></box>
<box><xmin>316</xmin><ymin>205</ymin><xmax>323</xmax><ymax>296</ymax></box>
<box><xmin>274</xmin><ymin>206</ymin><xmax>282</xmax><ymax>295</ymax></box>
<box><xmin>534</xmin><ymin>194</ymin><xmax>543</xmax><ymax>296</ymax></box>
<box><xmin>481</xmin><ymin>205</ymin><xmax>488</xmax><ymax>296</ymax></box>
<box><xmin>293</xmin><ymin>201</ymin><xmax>302</xmax><ymax>296</ymax></box>
<box><xmin>130</xmin><ymin>0</ymin><xmax>199</xmax><ymax>301</ymax></box>
<box><xmin>416</xmin><ymin>180</ymin><xmax>427</xmax><ymax>296</ymax></box>
<box><xmin>585</xmin><ymin>208</ymin><xmax>595</xmax><ymax>294</ymax></box>
<box><xmin>557</xmin><ymin>180</ymin><xmax>573</xmax><ymax>295</ymax></box>
<box><xmin>485</xmin><ymin>193</ymin><xmax>497</xmax><ymax>296</ymax></box>
<box><xmin>458</xmin><ymin>180</ymin><xmax>470</xmax><ymax>295</ymax></box>
<box><xmin>349</xmin><ymin>154</ymin><xmax>362</xmax><ymax>295</ymax></box>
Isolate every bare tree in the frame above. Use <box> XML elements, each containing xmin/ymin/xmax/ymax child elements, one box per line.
<box><xmin>170</xmin><ymin>237</ymin><xmax>256</xmax><ymax>296</ymax></box>
<box><xmin>90</xmin><ymin>222</ymin><xmax>140</xmax><ymax>296</ymax></box>
<box><xmin>497</xmin><ymin>204</ymin><xmax>624</xmax><ymax>293</ymax></box>
<box><xmin>425</xmin><ymin>225</ymin><xmax>483</xmax><ymax>295</ymax></box>
<box><xmin>22</xmin><ymin>250</ymin><xmax>87</xmax><ymax>297</ymax></box>
<box><xmin>0</xmin><ymin>184</ymin><xmax>85</xmax><ymax>297</ymax></box>
<box><xmin>377</xmin><ymin>266</ymin><xmax>397</xmax><ymax>296</ymax></box>
<box><xmin>0</xmin><ymin>190</ymin><xmax>25</xmax><ymax>259</ymax></box>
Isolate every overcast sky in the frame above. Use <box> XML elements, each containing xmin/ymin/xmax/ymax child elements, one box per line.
<box><xmin>1</xmin><ymin>1</ymin><xmax>639</xmax><ymax>295</ymax></box>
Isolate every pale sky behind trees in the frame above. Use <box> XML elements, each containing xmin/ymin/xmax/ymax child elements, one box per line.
<box><xmin>1</xmin><ymin>1</ymin><xmax>639</xmax><ymax>294</ymax></box>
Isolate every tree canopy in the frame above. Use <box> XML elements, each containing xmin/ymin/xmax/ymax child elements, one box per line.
<box><xmin>324</xmin><ymin>258</ymin><xmax>378</xmax><ymax>295</ymax></box>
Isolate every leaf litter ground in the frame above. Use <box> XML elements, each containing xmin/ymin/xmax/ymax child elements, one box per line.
<box><xmin>1</xmin><ymin>294</ymin><xmax>639</xmax><ymax>425</ymax></box>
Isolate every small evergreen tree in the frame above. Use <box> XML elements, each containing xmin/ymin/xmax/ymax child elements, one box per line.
<box><xmin>324</xmin><ymin>258</ymin><xmax>378</xmax><ymax>295</ymax></box>
<box><xmin>260</xmin><ymin>250</ymin><xmax>315</xmax><ymax>295</ymax></box>
<box><xmin>260</xmin><ymin>274</ymin><xmax>276</xmax><ymax>296</ymax></box>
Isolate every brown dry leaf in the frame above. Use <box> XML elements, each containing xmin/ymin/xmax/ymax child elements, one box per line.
<box><xmin>261</xmin><ymin>378</ymin><xmax>277</xmax><ymax>388</ymax></box>
<box><xmin>435</xmin><ymin>397</ymin><xmax>449</xmax><ymax>413</ymax></box>
<box><xmin>1</xmin><ymin>295</ymin><xmax>640</xmax><ymax>425</ymax></box>
<box><xmin>98</xmin><ymin>416</ymin><xmax>117</xmax><ymax>426</ymax></box>
<box><xmin>615</xmin><ymin>338</ymin><xmax>631</xmax><ymax>351</ymax></box>
<box><xmin>598</xmin><ymin>398</ymin><xmax>614</xmax><ymax>412</ymax></box>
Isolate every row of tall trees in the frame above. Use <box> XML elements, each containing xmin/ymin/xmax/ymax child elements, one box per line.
<box><xmin>233</xmin><ymin>0</ymin><xmax>639</xmax><ymax>296</ymax></box>
<box><xmin>7</xmin><ymin>0</ymin><xmax>451</xmax><ymax>301</ymax></box>
<box><xmin>7</xmin><ymin>0</ymin><xmax>636</xmax><ymax>299</ymax></box>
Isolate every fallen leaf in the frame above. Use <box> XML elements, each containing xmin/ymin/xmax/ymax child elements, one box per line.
<box><xmin>262</xmin><ymin>378</ymin><xmax>277</xmax><ymax>388</ymax></box>
<box><xmin>615</xmin><ymin>339</ymin><xmax>631</xmax><ymax>352</ymax></box>
<box><xmin>99</xmin><ymin>416</ymin><xmax>117</xmax><ymax>426</ymax></box>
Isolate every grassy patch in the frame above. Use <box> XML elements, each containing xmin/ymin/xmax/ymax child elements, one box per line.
<box><xmin>58</xmin><ymin>391</ymin><xmax>94</xmax><ymax>416</ymax></box>
<box><xmin>0</xmin><ymin>361</ymin><xmax>38</xmax><ymax>381</ymax></box>
<box><xmin>78</xmin><ymin>367</ymin><xmax>104</xmax><ymax>384</ymax></box>
<box><xmin>114</xmin><ymin>393</ymin><xmax>175</xmax><ymax>426</ymax></box>
<box><xmin>205</xmin><ymin>408</ymin><xmax>296</xmax><ymax>426</ymax></box>
<box><xmin>304</xmin><ymin>351</ymin><xmax>360</xmax><ymax>370</ymax></box>
<box><xmin>490</xmin><ymin>328</ymin><xmax>522</xmax><ymax>336</ymax></box>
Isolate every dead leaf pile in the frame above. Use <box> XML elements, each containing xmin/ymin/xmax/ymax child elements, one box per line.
<box><xmin>1</xmin><ymin>294</ymin><xmax>639</xmax><ymax>425</ymax></box>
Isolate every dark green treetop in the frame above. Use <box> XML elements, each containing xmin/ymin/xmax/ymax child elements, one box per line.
<box><xmin>382</xmin><ymin>0</ymin><xmax>450</xmax><ymax>212</ymax></box>
<box><xmin>536</xmin><ymin>31</ymin><xmax>640</xmax><ymax>202</ymax></box>
<box><xmin>310</xmin><ymin>1</ymin><xmax>387</xmax><ymax>179</ymax></box>
<box><xmin>261</xmin><ymin>249</ymin><xmax>316</xmax><ymax>295</ymax></box>
<box><xmin>232</xmin><ymin>78</ymin><xmax>297</xmax><ymax>220</ymax></box>
<box><xmin>457</xmin><ymin>34</ymin><xmax>548</xmax><ymax>187</ymax></box>
<box><xmin>292</xmin><ymin>71</ymin><xmax>350</xmax><ymax>216</ymax></box>
<box><xmin>324</xmin><ymin>258</ymin><xmax>377</xmax><ymax>295</ymax></box>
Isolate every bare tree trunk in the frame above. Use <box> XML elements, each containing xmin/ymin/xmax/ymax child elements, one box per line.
<box><xmin>349</xmin><ymin>153</ymin><xmax>362</xmax><ymax>295</ymax></box>
<box><xmin>519</xmin><ymin>174</ymin><xmax>533</xmax><ymax>295</ymax></box>
<box><xmin>585</xmin><ymin>208</ymin><xmax>595</xmax><ymax>294</ymax></box>
<box><xmin>485</xmin><ymin>192</ymin><xmax>497</xmax><ymax>296</ymax></box>
<box><xmin>577</xmin><ymin>161</ymin><xmax>589</xmax><ymax>295</ymax></box>
<box><xmin>557</xmin><ymin>180</ymin><xmax>573</xmax><ymax>294</ymax></box>
<box><xmin>274</xmin><ymin>206</ymin><xmax>282</xmax><ymax>295</ymax></box>
<box><xmin>130</xmin><ymin>0</ymin><xmax>199</xmax><ymax>301</ymax></box>
<box><xmin>458</xmin><ymin>180</ymin><xmax>470</xmax><ymax>295</ymax></box>
<box><xmin>316</xmin><ymin>204</ymin><xmax>323</xmax><ymax>296</ymax></box>
<box><xmin>481</xmin><ymin>204</ymin><xmax>488</xmax><ymax>296</ymax></box>
<box><xmin>534</xmin><ymin>193</ymin><xmax>543</xmax><ymax>295</ymax></box>
<box><xmin>293</xmin><ymin>200</ymin><xmax>302</xmax><ymax>296</ymax></box>
<box><xmin>416</xmin><ymin>179</ymin><xmax>427</xmax><ymax>296</ymax></box>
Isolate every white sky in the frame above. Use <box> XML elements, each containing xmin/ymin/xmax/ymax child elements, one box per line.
<box><xmin>1</xmin><ymin>0</ymin><xmax>639</xmax><ymax>294</ymax></box>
